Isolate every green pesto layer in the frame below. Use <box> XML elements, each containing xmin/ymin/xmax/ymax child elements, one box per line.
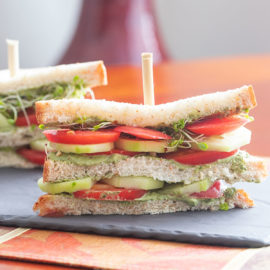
<box><xmin>48</xmin><ymin>150</ymin><xmax>248</xmax><ymax>175</ymax></box>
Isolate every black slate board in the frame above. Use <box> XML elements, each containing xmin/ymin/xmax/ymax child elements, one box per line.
<box><xmin>0</xmin><ymin>168</ymin><xmax>269</xmax><ymax>248</ymax></box>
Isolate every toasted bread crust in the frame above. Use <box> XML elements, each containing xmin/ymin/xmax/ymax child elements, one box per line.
<box><xmin>0</xmin><ymin>61</ymin><xmax>107</xmax><ymax>94</ymax></box>
<box><xmin>36</xmin><ymin>85</ymin><xmax>256</xmax><ymax>127</ymax></box>
<box><xmin>33</xmin><ymin>190</ymin><xmax>253</xmax><ymax>216</ymax></box>
<box><xmin>247</xmin><ymin>84</ymin><xmax>257</xmax><ymax>108</ymax></box>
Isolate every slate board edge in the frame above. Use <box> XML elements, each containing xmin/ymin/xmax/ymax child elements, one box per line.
<box><xmin>0</xmin><ymin>215</ymin><xmax>268</xmax><ymax>248</ymax></box>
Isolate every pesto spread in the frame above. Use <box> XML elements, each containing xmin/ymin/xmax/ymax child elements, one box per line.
<box><xmin>49</xmin><ymin>150</ymin><xmax>247</xmax><ymax>175</ymax></box>
<box><xmin>49</xmin><ymin>152</ymin><xmax>128</xmax><ymax>166</ymax></box>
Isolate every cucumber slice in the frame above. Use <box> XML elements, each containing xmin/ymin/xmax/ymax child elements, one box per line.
<box><xmin>192</xmin><ymin>127</ymin><xmax>251</xmax><ymax>152</ymax></box>
<box><xmin>50</xmin><ymin>142</ymin><xmax>114</xmax><ymax>154</ymax></box>
<box><xmin>104</xmin><ymin>176</ymin><xmax>164</xmax><ymax>190</ymax></box>
<box><xmin>0</xmin><ymin>113</ymin><xmax>14</xmax><ymax>131</ymax></box>
<box><xmin>38</xmin><ymin>177</ymin><xmax>95</xmax><ymax>194</ymax></box>
<box><xmin>115</xmin><ymin>138</ymin><xmax>176</xmax><ymax>153</ymax></box>
<box><xmin>30</xmin><ymin>139</ymin><xmax>50</xmax><ymax>152</ymax></box>
<box><xmin>161</xmin><ymin>179</ymin><xmax>212</xmax><ymax>196</ymax></box>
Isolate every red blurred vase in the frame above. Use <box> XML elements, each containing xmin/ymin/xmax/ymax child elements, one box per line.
<box><xmin>60</xmin><ymin>0</ymin><xmax>168</xmax><ymax>65</ymax></box>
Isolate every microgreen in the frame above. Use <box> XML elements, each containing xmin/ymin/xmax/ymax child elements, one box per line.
<box><xmin>93</xmin><ymin>122</ymin><xmax>112</xmax><ymax>131</ymax></box>
<box><xmin>173</xmin><ymin>119</ymin><xmax>186</xmax><ymax>132</ymax></box>
<box><xmin>0</xmin><ymin>76</ymin><xmax>86</xmax><ymax>126</ymax></box>
<box><xmin>219</xmin><ymin>202</ymin><xmax>229</xmax><ymax>211</ymax></box>
<box><xmin>75</xmin><ymin>116</ymin><xmax>88</xmax><ymax>125</ymax></box>
<box><xmin>198</xmin><ymin>142</ymin><xmax>208</xmax><ymax>151</ymax></box>
<box><xmin>244</xmin><ymin>114</ymin><xmax>254</xmax><ymax>122</ymax></box>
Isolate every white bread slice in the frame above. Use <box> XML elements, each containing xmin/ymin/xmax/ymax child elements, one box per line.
<box><xmin>33</xmin><ymin>189</ymin><xmax>253</xmax><ymax>216</ymax></box>
<box><xmin>0</xmin><ymin>149</ymin><xmax>37</xmax><ymax>168</ymax></box>
<box><xmin>0</xmin><ymin>61</ymin><xmax>107</xmax><ymax>94</ymax></box>
<box><xmin>0</xmin><ymin>126</ymin><xmax>43</xmax><ymax>147</ymax></box>
<box><xmin>43</xmin><ymin>151</ymin><xmax>267</xmax><ymax>185</ymax></box>
<box><xmin>36</xmin><ymin>85</ymin><xmax>256</xmax><ymax>127</ymax></box>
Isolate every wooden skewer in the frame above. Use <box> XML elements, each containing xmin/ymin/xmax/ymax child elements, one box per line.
<box><xmin>141</xmin><ymin>52</ymin><xmax>155</xmax><ymax>105</ymax></box>
<box><xmin>6</xmin><ymin>39</ymin><xmax>19</xmax><ymax>77</ymax></box>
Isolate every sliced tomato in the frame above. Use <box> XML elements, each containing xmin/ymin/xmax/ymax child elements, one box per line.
<box><xmin>114</xmin><ymin>126</ymin><xmax>171</xmax><ymax>140</ymax></box>
<box><xmin>17</xmin><ymin>148</ymin><xmax>46</xmax><ymax>165</ymax></box>
<box><xmin>191</xmin><ymin>180</ymin><xmax>222</xmax><ymax>198</ymax></box>
<box><xmin>15</xmin><ymin>108</ymin><xmax>38</xmax><ymax>126</ymax></box>
<box><xmin>87</xmin><ymin>149</ymin><xmax>139</xmax><ymax>157</ymax></box>
<box><xmin>84</xmin><ymin>92</ymin><xmax>94</xmax><ymax>99</ymax></box>
<box><xmin>74</xmin><ymin>184</ymin><xmax>147</xmax><ymax>200</ymax></box>
<box><xmin>163</xmin><ymin>149</ymin><xmax>238</xmax><ymax>165</ymax></box>
<box><xmin>186</xmin><ymin>114</ymin><xmax>251</xmax><ymax>136</ymax></box>
<box><xmin>43</xmin><ymin>129</ymin><xmax>120</xmax><ymax>145</ymax></box>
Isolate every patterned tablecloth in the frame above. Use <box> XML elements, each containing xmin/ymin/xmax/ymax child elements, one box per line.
<box><xmin>0</xmin><ymin>226</ymin><xmax>269</xmax><ymax>270</ymax></box>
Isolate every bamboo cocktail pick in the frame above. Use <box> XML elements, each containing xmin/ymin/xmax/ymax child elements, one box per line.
<box><xmin>141</xmin><ymin>52</ymin><xmax>155</xmax><ymax>105</ymax></box>
<box><xmin>6</xmin><ymin>39</ymin><xmax>20</xmax><ymax>77</ymax></box>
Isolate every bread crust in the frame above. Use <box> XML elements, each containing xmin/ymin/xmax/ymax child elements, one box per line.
<box><xmin>33</xmin><ymin>190</ymin><xmax>253</xmax><ymax>216</ymax></box>
<box><xmin>36</xmin><ymin>85</ymin><xmax>256</xmax><ymax>127</ymax></box>
<box><xmin>0</xmin><ymin>61</ymin><xmax>107</xmax><ymax>94</ymax></box>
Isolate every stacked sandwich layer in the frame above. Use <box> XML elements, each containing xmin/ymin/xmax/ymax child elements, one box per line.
<box><xmin>0</xmin><ymin>61</ymin><xmax>107</xmax><ymax>168</ymax></box>
<box><xmin>34</xmin><ymin>86</ymin><xmax>267</xmax><ymax>216</ymax></box>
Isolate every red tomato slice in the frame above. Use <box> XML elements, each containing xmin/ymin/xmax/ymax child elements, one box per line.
<box><xmin>15</xmin><ymin>108</ymin><xmax>38</xmax><ymax>126</ymax></box>
<box><xmin>114</xmin><ymin>126</ymin><xmax>171</xmax><ymax>140</ymax></box>
<box><xmin>163</xmin><ymin>149</ymin><xmax>238</xmax><ymax>165</ymax></box>
<box><xmin>17</xmin><ymin>148</ymin><xmax>46</xmax><ymax>165</ymax></box>
<box><xmin>186</xmin><ymin>114</ymin><xmax>251</xmax><ymax>136</ymax></box>
<box><xmin>87</xmin><ymin>149</ymin><xmax>139</xmax><ymax>157</ymax></box>
<box><xmin>84</xmin><ymin>92</ymin><xmax>94</xmax><ymax>99</ymax></box>
<box><xmin>191</xmin><ymin>180</ymin><xmax>222</xmax><ymax>198</ymax></box>
<box><xmin>43</xmin><ymin>129</ymin><xmax>120</xmax><ymax>145</ymax></box>
<box><xmin>74</xmin><ymin>184</ymin><xmax>147</xmax><ymax>200</ymax></box>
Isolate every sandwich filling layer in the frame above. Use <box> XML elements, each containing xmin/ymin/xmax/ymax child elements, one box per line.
<box><xmin>0</xmin><ymin>76</ymin><xmax>91</xmax><ymax>166</ymax></box>
<box><xmin>34</xmin><ymin>185</ymin><xmax>254</xmax><ymax>216</ymax></box>
<box><xmin>35</xmin><ymin>110</ymin><xmax>267</xmax><ymax>215</ymax></box>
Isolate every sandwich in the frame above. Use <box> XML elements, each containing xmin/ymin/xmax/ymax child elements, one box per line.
<box><xmin>33</xmin><ymin>85</ymin><xmax>267</xmax><ymax>216</ymax></box>
<box><xmin>0</xmin><ymin>61</ymin><xmax>107</xmax><ymax>168</ymax></box>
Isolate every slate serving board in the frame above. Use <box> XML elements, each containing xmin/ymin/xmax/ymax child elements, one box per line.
<box><xmin>0</xmin><ymin>168</ymin><xmax>269</xmax><ymax>248</ymax></box>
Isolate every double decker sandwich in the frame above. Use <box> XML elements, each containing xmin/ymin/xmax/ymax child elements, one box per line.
<box><xmin>0</xmin><ymin>61</ymin><xmax>106</xmax><ymax>168</ymax></box>
<box><xmin>33</xmin><ymin>85</ymin><xmax>267</xmax><ymax>216</ymax></box>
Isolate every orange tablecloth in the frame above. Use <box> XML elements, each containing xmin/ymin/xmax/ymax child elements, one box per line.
<box><xmin>0</xmin><ymin>226</ymin><xmax>269</xmax><ymax>269</ymax></box>
<box><xmin>0</xmin><ymin>56</ymin><xmax>270</xmax><ymax>269</ymax></box>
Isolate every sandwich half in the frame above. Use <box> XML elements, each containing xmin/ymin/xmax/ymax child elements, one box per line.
<box><xmin>33</xmin><ymin>85</ymin><xmax>267</xmax><ymax>216</ymax></box>
<box><xmin>0</xmin><ymin>61</ymin><xmax>107</xmax><ymax>168</ymax></box>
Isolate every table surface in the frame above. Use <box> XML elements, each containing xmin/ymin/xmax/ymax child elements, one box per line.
<box><xmin>1</xmin><ymin>55</ymin><xmax>270</xmax><ymax>269</ymax></box>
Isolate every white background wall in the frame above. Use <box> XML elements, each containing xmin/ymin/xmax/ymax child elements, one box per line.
<box><xmin>0</xmin><ymin>0</ymin><xmax>270</xmax><ymax>69</ymax></box>
<box><xmin>0</xmin><ymin>0</ymin><xmax>83</xmax><ymax>69</ymax></box>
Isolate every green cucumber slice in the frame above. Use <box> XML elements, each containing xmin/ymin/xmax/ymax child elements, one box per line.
<box><xmin>50</xmin><ymin>142</ymin><xmax>114</xmax><ymax>154</ymax></box>
<box><xmin>30</xmin><ymin>139</ymin><xmax>50</xmax><ymax>152</ymax></box>
<box><xmin>0</xmin><ymin>113</ymin><xmax>14</xmax><ymax>131</ymax></box>
<box><xmin>115</xmin><ymin>138</ymin><xmax>176</xmax><ymax>153</ymax></box>
<box><xmin>104</xmin><ymin>175</ymin><xmax>164</xmax><ymax>190</ymax></box>
<box><xmin>38</xmin><ymin>177</ymin><xmax>95</xmax><ymax>194</ymax></box>
<box><xmin>160</xmin><ymin>179</ymin><xmax>212</xmax><ymax>196</ymax></box>
<box><xmin>191</xmin><ymin>127</ymin><xmax>251</xmax><ymax>152</ymax></box>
